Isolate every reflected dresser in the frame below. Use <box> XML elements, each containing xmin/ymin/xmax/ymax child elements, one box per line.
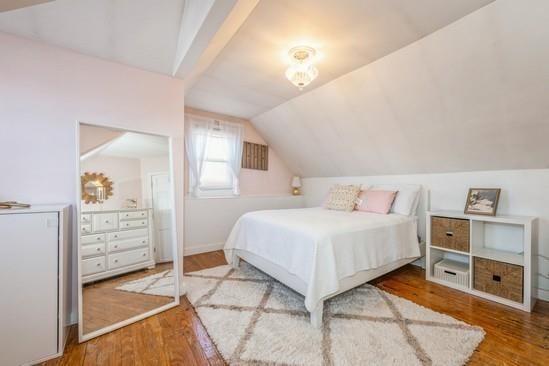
<box><xmin>80</xmin><ymin>208</ymin><xmax>155</xmax><ymax>283</ymax></box>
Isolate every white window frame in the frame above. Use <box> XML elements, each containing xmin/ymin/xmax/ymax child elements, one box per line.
<box><xmin>187</xmin><ymin>124</ymin><xmax>240</xmax><ymax>198</ymax></box>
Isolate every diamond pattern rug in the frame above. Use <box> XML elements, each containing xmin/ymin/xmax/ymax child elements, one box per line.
<box><xmin>185</xmin><ymin>263</ymin><xmax>485</xmax><ymax>366</ymax></box>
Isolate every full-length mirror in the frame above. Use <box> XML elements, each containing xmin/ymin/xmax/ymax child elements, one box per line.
<box><xmin>77</xmin><ymin>123</ymin><xmax>179</xmax><ymax>341</ymax></box>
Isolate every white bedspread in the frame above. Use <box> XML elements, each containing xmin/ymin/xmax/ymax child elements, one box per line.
<box><xmin>224</xmin><ymin>207</ymin><xmax>420</xmax><ymax>312</ymax></box>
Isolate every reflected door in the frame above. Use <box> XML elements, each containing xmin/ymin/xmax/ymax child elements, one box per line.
<box><xmin>151</xmin><ymin>173</ymin><xmax>173</xmax><ymax>263</ymax></box>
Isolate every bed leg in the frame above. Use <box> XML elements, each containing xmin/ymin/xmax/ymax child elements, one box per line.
<box><xmin>310</xmin><ymin>301</ymin><xmax>323</xmax><ymax>328</ymax></box>
<box><xmin>231</xmin><ymin>255</ymin><xmax>240</xmax><ymax>269</ymax></box>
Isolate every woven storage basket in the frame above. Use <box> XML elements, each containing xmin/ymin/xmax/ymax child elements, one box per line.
<box><xmin>474</xmin><ymin>257</ymin><xmax>523</xmax><ymax>302</ymax></box>
<box><xmin>434</xmin><ymin>259</ymin><xmax>469</xmax><ymax>288</ymax></box>
<box><xmin>431</xmin><ymin>217</ymin><xmax>470</xmax><ymax>252</ymax></box>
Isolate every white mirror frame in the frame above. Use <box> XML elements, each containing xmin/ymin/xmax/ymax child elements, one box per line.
<box><xmin>75</xmin><ymin>121</ymin><xmax>181</xmax><ymax>343</ymax></box>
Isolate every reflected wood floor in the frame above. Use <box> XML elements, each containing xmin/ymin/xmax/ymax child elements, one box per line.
<box><xmin>82</xmin><ymin>263</ymin><xmax>174</xmax><ymax>334</ymax></box>
<box><xmin>43</xmin><ymin>250</ymin><xmax>548</xmax><ymax>365</ymax></box>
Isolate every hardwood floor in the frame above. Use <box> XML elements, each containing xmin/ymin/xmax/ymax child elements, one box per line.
<box><xmin>44</xmin><ymin>250</ymin><xmax>548</xmax><ymax>365</ymax></box>
<box><xmin>82</xmin><ymin>263</ymin><xmax>175</xmax><ymax>334</ymax></box>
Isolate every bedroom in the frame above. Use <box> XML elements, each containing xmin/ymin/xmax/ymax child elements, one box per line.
<box><xmin>0</xmin><ymin>0</ymin><xmax>547</xmax><ymax>365</ymax></box>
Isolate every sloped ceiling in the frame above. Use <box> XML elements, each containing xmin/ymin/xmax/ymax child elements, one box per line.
<box><xmin>0</xmin><ymin>0</ymin><xmax>185</xmax><ymax>74</ymax></box>
<box><xmin>251</xmin><ymin>0</ymin><xmax>549</xmax><ymax>178</ymax></box>
<box><xmin>185</xmin><ymin>0</ymin><xmax>495</xmax><ymax>119</ymax></box>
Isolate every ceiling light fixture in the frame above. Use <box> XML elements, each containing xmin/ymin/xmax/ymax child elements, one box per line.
<box><xmin>285</xmin><ymin>45</ymin><xmax>319</xmax><ymax>90</ymax></box>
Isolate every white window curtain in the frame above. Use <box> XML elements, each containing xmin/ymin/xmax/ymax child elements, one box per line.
<box><xmin>185</xmin><ymin>116</ymin><xmax>243</xmax><ymax>197</ymax></box>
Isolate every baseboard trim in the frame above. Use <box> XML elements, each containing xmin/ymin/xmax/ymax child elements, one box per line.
<box><xmin>184</xmin><ymin>242</ymin><xmax>225</xmax><ymax>256</ymax></box>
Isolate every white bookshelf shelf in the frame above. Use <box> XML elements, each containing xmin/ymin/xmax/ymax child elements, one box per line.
<box><xmin>426</xmin><ymin>210</ymin><xmax>537</xmax><ymax>312</ymax></box>
<box><xmin>471</xmin><ymin>247</ymin><xmax>524</xmax><ymax>266</ymax></box>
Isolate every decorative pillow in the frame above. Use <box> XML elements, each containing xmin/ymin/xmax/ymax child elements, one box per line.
<box><xmin>355</xmin><ymin>190</ymin><xmax>397</xmax><ymax>214</ymax></box>
<box><xmin>323</xmin><ymin>184</ymin><xmax>361</xmax><ymax>212</ymax></box>
<box><xmin>370</xmin><ymin>184</ymin><xmax>421</xmax><ymax>216</ymax></box>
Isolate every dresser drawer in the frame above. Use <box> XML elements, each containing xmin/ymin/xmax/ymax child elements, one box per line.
<box><xmin>108</xmin><ymin>248</ymin><xmax>149</xmax><ymax>270</ymax></box>
<box><xmin>431</xmin><ymin>217</ymin><xmax>470</xmax><ymax>252</ymax></box>
<box><xmin>92</xmin><ymin>212</ymin><xmax>119</xmax><ymax>232</ymax></box>
<box><xmin>120</xmin><ymin>219</ymin><xmax>148</xmax><ymax>230</ymax></box>
<box><xmin>81</xmin><ymin>224</ymin><xmax>92</xmax><ymax>234</ymax></box>
<box><xmin>474</xmin><ymin>257</ymin><xmax>523</xmax><ymax>303</ymax></box>
<box><xmin>81</xmin><ymin>233</ymin><xmax>105</xmax><ymax>245</ymax></box>
<box><xmin>108</xmin><ymin>237</ymin><xmax>149</xmax><ymax>253</ymax></box>
<box><xmin>81</xmin><ymin>214</ymin><xmax>91</xmax><ymax>223</ymax></box>
<box><xmin>120</xmin><ymin>210</ymin><xmax>148</xmax><ymax>220</ymax></box>
<box><xmin>82</xmin><ymin>243</ymin><xmax>106</xmax><ymax>258</ymax></box>
<box><xmin>82</xmin><ymin>257</ymin><xmax>106</xmax><ymax>276</ymax></box>
<box><xmin>107</xmin><ymin>228</ymin><xmax>148</xmax><ymax>241</ymax></box>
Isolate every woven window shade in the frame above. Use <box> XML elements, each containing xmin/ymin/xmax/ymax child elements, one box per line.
<box><xmin>242</xmin><ymin>141</ymin><xmax>268</xmax><ymax>170</ymax></box>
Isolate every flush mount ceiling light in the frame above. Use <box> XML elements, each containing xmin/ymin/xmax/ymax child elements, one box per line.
<box><xmin>285</xmin><ymin>45</ymin><xmax>319</xmax><ymax>90</ymax></box>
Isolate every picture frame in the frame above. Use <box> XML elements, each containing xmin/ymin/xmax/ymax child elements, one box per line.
<box><xmin>464</xmin><ymin>188</ymin><xmax>501</xmax><ymax>216</ymax></box>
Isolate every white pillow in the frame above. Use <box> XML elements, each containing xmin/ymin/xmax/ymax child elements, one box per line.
<box><xmin>370</xmin><ymin>184</ymin><xmax>421</xmax><ymax>216</ymax></box>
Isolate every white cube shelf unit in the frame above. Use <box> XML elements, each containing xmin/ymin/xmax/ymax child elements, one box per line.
<box><xmin>426</xmin><ymin>210</ymin><xmax>537</xmax><ymax>312</ymax></box>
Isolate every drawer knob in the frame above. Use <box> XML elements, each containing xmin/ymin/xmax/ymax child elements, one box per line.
<box><xmin>114</xmin><ymin>235</ymin><xmax>118</xmax><ymax>238</ymax></box>
<box><xmin>492</xmin><ymin>275</ymin><xmax>501</xmax><ymax>282</ymax></box>
<box><xmin>142</xmin><ymin>240</ymin><xmax>146</xmax><ymax>244</ymax></box>
<box><xmin>114</xmin><ymin>259</ymin><xmax>118</xmax><ymax>263</ymax></box>
<box><xmin>445</xmin><ymin>231</ymin><xmax>454</xmax><ymax>237</ymax></box>
<box><xmin>142</xmin><ymin>253</ymin><xmax>146</xmax><ymax>257</ymax></box>
<box><xmin>96</xmin><ymin>248</ymin><xmax>101</xmax><ymax>251</ymax></box>
<box><xmin>96</xmin><ymin>263</ymin><xmax>101</xmax><ymax>267</ymax></box>
<box><xmin>142</xmin><ymin>222</ymin><xmax>145</xmax><ymax>224</ymax></box>
<box><xmin>105</xmin><ymin>220</ymin><xmax>110</xmax><ymax>223</ymax></box>
<box><xmin>97</xmin><ymin>237</ymin><xmax>101</xmax><ymax>241</ymax></box>
<box><xmin>114</xmin><ymin>245</ymin><xmax>118</xmax><ymax>248</ymax></box>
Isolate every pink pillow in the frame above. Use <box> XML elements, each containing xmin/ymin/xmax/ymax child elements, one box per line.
<box><xmin>355</xmin><ymin>190</ymin><xmax>397</xmax><ymax>214</ymax></box>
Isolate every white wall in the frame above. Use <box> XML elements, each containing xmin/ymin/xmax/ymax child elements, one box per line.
<box><xmin>302</xmin><ymin>169</ymin><xmax>549</xmax><ymax>301</ymax></box>
<box><xmin>0</xmin><ymin>33</ymin><xmax>186</xmax><ymax>322</ymax></box>
<box><xmin>252</xmin><ymin>0</ymin><xmax>549</xmax><ymax>177</ymax></box>
<box><xmin>184</xmin><ymin>195</ymin><xmax>304</xmax><ymax>255</ymax></box>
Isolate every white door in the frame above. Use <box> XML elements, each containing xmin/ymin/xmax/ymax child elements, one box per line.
<box><xmin>151</xmin><ymin>173</ymin><xmax>173</xmax><ymax>263</ymax></box>
<box><xmin>0</xmin><ymin>212</ymin><xmax>58</xmax><ymax>365</ymax></box>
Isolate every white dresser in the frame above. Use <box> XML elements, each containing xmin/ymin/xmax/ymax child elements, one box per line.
<box><xmin>0</xmin><ymin>205</ymin><xmax>70</xmax><ymax>366</ymax></box>
<box><xmin>80</xmin><ymin>209</ymin><xmax>155</xmax><ymax>283</ymax></box>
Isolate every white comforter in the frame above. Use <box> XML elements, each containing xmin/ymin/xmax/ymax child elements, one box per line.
<box><xmin>224</xmin><ymin>207</ymin><xmax>420</xmax><ymax>312</ymax></box>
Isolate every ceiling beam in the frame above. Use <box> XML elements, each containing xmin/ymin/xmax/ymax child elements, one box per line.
<box><xmin>172</xmin><ymin>0</ymin><xmax>259</xmax><ymax>88</ymax></box>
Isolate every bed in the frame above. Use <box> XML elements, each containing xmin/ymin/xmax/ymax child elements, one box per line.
<box><xmin>224</xmin><ymin>206</ymin><xmax>422</xmax><ymax>327</ymax></box>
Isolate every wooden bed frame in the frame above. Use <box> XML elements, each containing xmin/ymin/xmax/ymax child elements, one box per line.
<box><xmin>229</xmin><ymin>248</ymin><xmax>422</xmax><ymax>328</ymax></box>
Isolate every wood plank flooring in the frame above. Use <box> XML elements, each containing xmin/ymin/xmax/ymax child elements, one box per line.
<box><xmin>82</xmin><ymin>263</ymin><xmax>174</xmax><ymax>334</ymax></box>
<box><xmin>44</xmin><ymin>251</ymin><xmax>548</xmax><ymax>365</ymax></box>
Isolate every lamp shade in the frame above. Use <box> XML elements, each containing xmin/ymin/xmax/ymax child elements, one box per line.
<box><xmin>291</xmin><ymin>176</ymin><xmax>302</xmax><ymax>188</ymax></box>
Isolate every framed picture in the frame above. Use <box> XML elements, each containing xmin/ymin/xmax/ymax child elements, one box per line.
<box><xmin>464</xmin><ymin>188</ymin><xmax>501</xmax><ymax>216</ymax></box>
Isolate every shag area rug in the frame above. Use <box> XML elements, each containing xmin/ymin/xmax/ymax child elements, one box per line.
<box><xmin>185</xmin><ymin>263</ymin><xmax>485</xmax><ymax>366</ymax></box>
<box><xmin>116</xmin><ymin>269</ymin><xmax>175</xmax><ymax>297</ymax></box>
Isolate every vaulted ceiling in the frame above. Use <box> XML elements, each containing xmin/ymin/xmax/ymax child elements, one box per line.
<box><xmin>0</xmin><ymin>0</ymin><xmax>186</xmax><ymax>74</ymax></box>
<box><xmin>1</xmin><ymin>0</ymin><xmax>546</xmax><ymax>178</ymax></box>
<box><xmin>251</xmin><ymin>0</ymin><xmax>549</xmax><ymax>177</ymax></box>
<box><xmin>185</xmin><ymin>0</ymin><xmax>495</xmax><ymax>118</ymax></box>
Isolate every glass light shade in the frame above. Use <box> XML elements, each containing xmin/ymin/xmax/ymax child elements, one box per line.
<box><xmin>285</xmin><ymin>64</ymin><xmax>319</xmax><ymax>90</ymax></box>
<box><xmin>291</xmin><ymin>176</ymin><xmax>302</xmax><ymax>188</ymax></box>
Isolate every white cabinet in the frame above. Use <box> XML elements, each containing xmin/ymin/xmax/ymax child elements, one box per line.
<box><xmin>80</xmin><ymin>209</ymin><xmax>154</xmax><ymax>283</ymax></box>
<box><xmin>426</xmin><ymin>210</ymin><xmax>537</xmax><ymax>312</ymax></box>
<box><xmin>0</xmin><ymin>205</ymin><xmax>69</xmax><ymax>365</ymax></box>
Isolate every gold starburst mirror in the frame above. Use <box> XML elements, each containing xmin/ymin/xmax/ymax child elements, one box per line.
<box><xmin>81</xmin><ymin>172</ymin><xmax>113</xmax><ymax>204</ymax></box>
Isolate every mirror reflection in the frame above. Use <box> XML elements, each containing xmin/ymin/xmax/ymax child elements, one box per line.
<box><xmin>79</xmin><ymin>124</ymin><xmax>177</xmax><ymax>337</ymax></box>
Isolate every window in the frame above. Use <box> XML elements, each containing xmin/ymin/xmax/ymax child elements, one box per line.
<box><xmin>199</xmin><ymin>131</ymin><xmax>233</xmax><ymax>191</ymax></box>
<box><xmin>185</xmin><ymin>117</ymin><xmax>243</xmax><ymax>197</ymax></box>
